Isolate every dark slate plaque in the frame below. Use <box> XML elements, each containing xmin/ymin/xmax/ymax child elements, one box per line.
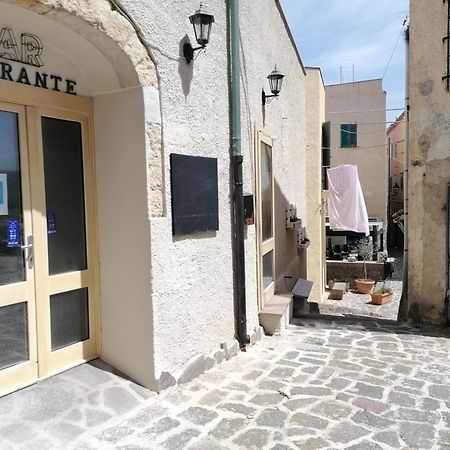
<box><xmin>170</xmin><ymin>153</ymin><xmax>219</xmax><ymax>236</ymax></box>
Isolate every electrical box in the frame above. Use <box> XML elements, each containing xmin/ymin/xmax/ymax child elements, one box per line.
<box><xmin>296</xmin><ymin>226</ymin><xmax>310</xmax><ymax>250</ymax></box>
<box><xmin>243</xmin><ymin>193</ymin><xmax>254</xmax><ymax>225</ymax></box>
<box><xmin>286</xmin><ymin>203</ymin><xmax>301</xmax><ymax>229</ymax></box>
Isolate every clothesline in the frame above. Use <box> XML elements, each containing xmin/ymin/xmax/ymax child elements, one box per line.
<box><xmin>322</xmin><ymin>138</ymin><xmax>405</xmax><ymax>150</ymax></box>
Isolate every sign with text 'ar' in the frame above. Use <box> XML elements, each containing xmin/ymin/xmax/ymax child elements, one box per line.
<box><xmin>0</xmin><ymin>27</ymin><xmax>77</xmax><ymax>95</ymax></box>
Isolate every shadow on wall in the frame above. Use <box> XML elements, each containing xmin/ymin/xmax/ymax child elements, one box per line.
<box><xmin>273</xmin><ymin>180</ymin><xmax>307</xmax><ymax>291</ymax></box>
<box><xmin>178</xmin><ymin>35</ymin><xmax>193</xmax><ymax>98</ymax></box>
<box><xmin>239</xmin><ymin>36</ymin><xmax>256</xmax><ymax>178</ymax></box>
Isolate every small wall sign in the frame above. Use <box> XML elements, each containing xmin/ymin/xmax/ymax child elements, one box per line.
<box><xmin>0</xmin><ymin>173</ymin><xmax>8</xmax><ymax>216</ymax></box>
<box><xmin>47</xmin><ymin>210</ymin><xmax>57</xmax><ymax>235</ymax></box>
<box><xmin>0</xmin><ymin>26</ymin><xmax>77</xmax><ymax>95</ymax></box>
<box><xmin>7</xmin><ymin>219</ymin><xmax>19</xmax><ymax>247</ymax></box>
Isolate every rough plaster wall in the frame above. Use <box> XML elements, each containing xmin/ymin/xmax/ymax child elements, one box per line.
<box><xmin>120</xmin><ymin>0</ymin><xmax>306</xmax><ymax>376</ymax></box>
<box><xmin>408</xmin><ymin>0</ymin><xmax>449</xmax><ymax>324</ymax></box>
<box><xmin>326</xmin><ymin>80</ymin><xmax>387</xmax><ymax>224</ymax></box>
<box><xmin>120</xmin><ymin>0</ymin><xmax>235</xmax><ymax>376</ymax></box>
<box><xmin>239</xmin><ymin>0</ymin><xmax>307</xmax><ymax>290</ymax></box>
<box><xmin>305</xmin><ymin>68</ymin><xmax>326</xmax><ymax>301</ymax></box>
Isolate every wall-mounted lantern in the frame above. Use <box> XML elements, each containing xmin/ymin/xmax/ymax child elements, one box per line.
<box><xmin>262</xmin><ymin>66</ymin><xmax>285</xmax><ymax>105</ymax></box>
<box><xmin>184</xmin><ymin>3</ymin><xmax>215</xmax><ymax>64</ymax></box>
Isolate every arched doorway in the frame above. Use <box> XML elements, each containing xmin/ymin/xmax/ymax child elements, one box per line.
<box><xmin>0</xmin><ymin>1</ymin><xmax>162</xmax><ymax>395</ymax></box>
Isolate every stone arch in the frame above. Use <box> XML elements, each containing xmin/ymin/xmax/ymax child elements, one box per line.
<box><xmin>4</xmin><ymin>0</ymin><xmax>155</xmax><ymax>87</ymax></box>
<box><xmin>3</xmin><ymin>0</ymin><xmax>164</xmax><ymax>216</ymax></box>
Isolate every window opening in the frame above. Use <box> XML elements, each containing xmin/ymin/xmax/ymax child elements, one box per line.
<box><xmin>340</xmin><ymin>123</ymin><xmax>357</xmax><ymax>148</ymax></box>
<box><xmin>443</xmin><ymin>0</ymin><xmax>450</xmax><ymax>90</ymax></box>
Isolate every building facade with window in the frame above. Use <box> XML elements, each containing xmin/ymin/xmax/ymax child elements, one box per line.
<box><xmin>325</xmin><ymin>79</ymin><xmax>388</xmax><ymax>227</ymax></box>
<box><xmin>0</xmin><ymin>0</ymin><xmax>320</xmax><ymax>396</ymax></box>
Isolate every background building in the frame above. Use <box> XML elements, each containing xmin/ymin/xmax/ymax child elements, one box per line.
<box><xmin>324</xmin><ymin>79</ymin><xmax>388</xmax><ymax>253</ymax></box>
<box><xmin>387</xmin><ymin>112</ymin><xmax>405</xmax><ymax>249</ymax></box>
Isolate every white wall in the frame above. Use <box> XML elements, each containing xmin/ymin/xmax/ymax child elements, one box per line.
<box><xmin>121</xmin><ymin>0</ymin><xmax>307</xmax><ymax>377</ymax></box>
<box><xmin>239</xmin><ymin>0</ymin><xmax>307</xmax><ymax>291</ymax></box>
<box><xmin>94</xmin><ymin>87</ymin><xmax>158</xmax><ymax>389</ymax></box>
<box><xmin>305</xmin><ymin>68</ymin><xmax>326</xmax><ymax>302</ymax></box>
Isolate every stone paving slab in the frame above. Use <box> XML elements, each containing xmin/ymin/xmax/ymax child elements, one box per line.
<box><xmin>2</xmin><ymin>317</ymin><xmax>450</xmax><ymax>449</ymax></box>
<box><xmin>316</xmin><ymin>280</ymin><xmax>402</xmax><ymax>322</ymax></box>
<box><xmin>316</xmin><ymin>251</ymin><xmax>404</xmax><ymax>322</ymax></box>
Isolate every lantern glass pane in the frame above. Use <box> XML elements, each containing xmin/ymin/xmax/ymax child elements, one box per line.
<box><xmin>200</xmin><ymin>22</ymin><xmax>211</xmax><ymax>43</ymax></box>
<box><xmin>193</xmin><ymin>18</ymin><xmax>201</xmax><ymax>43</ymax></box>
<box><xmin>276</xmin><ymin>77</ymin><xmax>283</xmax><ymax>93</ymax></box>
<box><xmin>268</xmin><ymin>77</ymin><xmax>277</xmax><ymax>95</ymax></box>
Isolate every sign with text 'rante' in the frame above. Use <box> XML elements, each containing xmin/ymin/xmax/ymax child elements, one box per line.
<box><xmin>0</xmin><ymin>27</ymin><xmax>77</xmax><ymax>95</ymax></box>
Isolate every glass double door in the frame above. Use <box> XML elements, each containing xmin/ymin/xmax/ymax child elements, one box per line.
<box><xmin>0</xmin><ymin>101</ymin><xmax>97</xmax><ymax>396</ymax></box>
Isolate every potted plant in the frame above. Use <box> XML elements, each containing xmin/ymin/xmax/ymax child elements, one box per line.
<box><xmin>355</xmin><ymin>238</ymin><xmax>376</xmax><ymax>294</ymax></box>
<box><xmin>371</xmin><ymin>281</ymin><xmax>393</xmax><ymax>305</ymax></box>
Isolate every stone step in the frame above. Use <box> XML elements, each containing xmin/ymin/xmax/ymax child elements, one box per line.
<box><xmin>259</xmin><ymin>294</ymin><xmax>292</xmax><ymax>335</ymax></box>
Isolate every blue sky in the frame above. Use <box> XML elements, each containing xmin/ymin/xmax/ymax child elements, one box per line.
<box><xmin>279</xmin><ymin>0</ymin><xmax>409</xmax><ymax>123</ymax></box>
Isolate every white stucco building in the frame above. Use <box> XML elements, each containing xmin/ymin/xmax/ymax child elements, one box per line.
<box><xmin>0</xmin><ymin>0</ymin><xmax>320</xmax><ymax>396</ymax></box>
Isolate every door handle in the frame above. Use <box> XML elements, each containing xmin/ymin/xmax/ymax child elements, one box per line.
<box><xmin>21</xmin><ymin>235</ymin><xmax>34</xmax><ymax>269</ymax></box>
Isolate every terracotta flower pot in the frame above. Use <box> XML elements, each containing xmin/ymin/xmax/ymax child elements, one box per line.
<box><xmin>371</xmin><ymin>292</ymin><xmax>393</xmax><ymax>305</ymax></box>
<box><xmin>355</xmin><ymin>279</ymin><xmax>375</xmax><ymax>294</ymax></box>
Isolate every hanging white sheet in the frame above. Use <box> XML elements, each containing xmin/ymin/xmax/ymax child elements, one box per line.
<box><xmin>327</xmin><ymin>164</ymin><xmax>369</xmax><ymax>236</ymax></box>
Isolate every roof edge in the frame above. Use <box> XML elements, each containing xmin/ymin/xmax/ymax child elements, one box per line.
<box><xmin>305</xmin><ymin>66</ymin><xmax>325</xmax><ymax>87</ymax></box>
<box><xmin>274</xmin><ymin>0</ymin><xmax>307</xmax><ymax>76</ymax></box>
<box><xmin>326</xmin><ymin>78</ymin><xmax>383</xmax><ymax>87</ymax></box>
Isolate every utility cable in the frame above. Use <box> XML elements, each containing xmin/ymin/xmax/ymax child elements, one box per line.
<box><xmin>381</xmin><ymin>18</ymin><xmax>407</xmax><ymax>80</ymax></box>
<box><xmin>327</xmin><ymin>108</ymin><xmax>404</xmax><ymax>114</ymax></box>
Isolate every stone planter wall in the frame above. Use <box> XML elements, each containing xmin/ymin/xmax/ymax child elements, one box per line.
<box><xmin>326</xmin><ymin>260</ymin><xmax>385</xmax><ymax>289</ymax></box>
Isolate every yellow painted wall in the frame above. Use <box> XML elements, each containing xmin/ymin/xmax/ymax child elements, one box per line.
<box><xmin>305</xmin><ymin>68</ymin><xmax>326</xmax><ymax>302</ymax></box>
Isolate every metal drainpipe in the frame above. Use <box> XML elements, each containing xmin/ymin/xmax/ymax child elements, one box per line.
<box><xmin>398</xmin><ymin>23</ymin><xmax>410</xmax><ymax>321</ymax></box>
<box><xmin>229</xmin><ymin>0</ymin><xmax>250</xmax><ymax>346</ymax></box>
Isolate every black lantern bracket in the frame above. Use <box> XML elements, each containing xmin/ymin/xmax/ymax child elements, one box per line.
<box><xmin>184</xmin><ymin>3</ymin><xmax>215</xmax><ymax>64</ymax></box>
<box><xmin>262</xmin><ymin>89</ymin><xmax>279</xmax><ymax>105</ymax></box>
<box><xmin>183</xmin><ymin>43</ymin><xmax>205</xmax><ymax>64</ymax></box>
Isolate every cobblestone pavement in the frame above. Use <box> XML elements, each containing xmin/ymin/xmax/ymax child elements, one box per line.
<box><xmin>2</xmin><ymin>317</ymin><xmax>450</xmax><ymax>449</ymax></box>
<box><xmin>317</xmin><ymin>280</ymin><xmax>401</xmax><ymax>322</ymax></box>
<box><xmin>318</xmin><ymin>250</ymin><xmax>404</xmax><ymax>321</ymax></box>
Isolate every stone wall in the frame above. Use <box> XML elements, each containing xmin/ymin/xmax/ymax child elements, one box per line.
<box><xmin>408</xmin><ymin>0</ymin><xmax>449</xmax><ymax>325</ymax></box>
<box><xmin>326</xmin><ymin>261</ymin><xmax>385</xmax><ymax>289</ymax></box>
